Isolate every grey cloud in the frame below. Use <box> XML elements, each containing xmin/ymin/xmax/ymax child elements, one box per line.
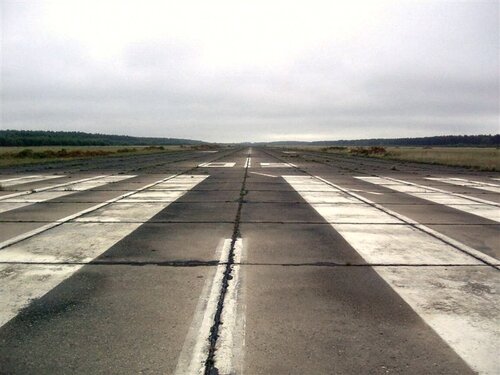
<box><xmin>1</xmin><ymin>0</ymin><xmax>498</xmax><ymax>142</ymax></box>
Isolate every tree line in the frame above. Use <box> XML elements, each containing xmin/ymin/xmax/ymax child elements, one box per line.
<box><xmin>0</xmin><ymin>130</ymin><xmax>203</xmax><ymax>146</ymax></box>
<box><xmin>266</xmin><ymin>134</ymin><xmax>499</xmax><ymax>147</ymax></box>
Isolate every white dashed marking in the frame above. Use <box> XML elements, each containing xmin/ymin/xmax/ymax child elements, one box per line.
<box><xmin>244</xmin><ymin>157</ymin><xmax>252</xmax><ymax>168</ymax></box>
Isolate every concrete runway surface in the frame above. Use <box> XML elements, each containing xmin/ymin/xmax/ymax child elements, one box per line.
<box><xmin>0</xmin><ymin>147</ymin><xmax>498</xmax><ymax>375</ymax></box>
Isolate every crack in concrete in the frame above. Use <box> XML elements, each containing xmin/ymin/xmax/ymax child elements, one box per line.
<box><xmin>204</xmin><ymin>151</ymin><xmax>249</xmax><ymax>375</ymax></box>
<box><xmin>0</xmin><ymin>261</ymin><xmax>493</xmax><ymax>267</ymax></box>
<box><xmin>2</xmin><ymin>219</ymin><xmax>496</xmax><ymax>226</ymax></box>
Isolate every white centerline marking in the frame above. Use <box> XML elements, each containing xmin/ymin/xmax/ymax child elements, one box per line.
<box><xmin>284</xmin><ymin>175</ymin><xmax>499</xmax><ymax>374</ymax></box>
<box><xmin>426</xmin><ymin>177</ymin><xmax>500</xmax><ymax>194</ymax></box>
<box><xmin>356</xmin><ymin>176</ymin><xmax>500</xmax><ymax>222</ymax></box>
<box><xmin>0</xmin><ymin>175</ymin><xmax>61</xmax><ymax>187</ymax></box>
<box><xmin>214</xmin><ymin>239</ymin><xmax>245</xmax><ymax>374</ymax></box>
<box><xmin>244</xmin><ymin>157</ymin><xmax>252</xmax><ymax>168</ymax></box>
<box><xmin>175</xmin><ymin>238</ymin><xmax>244</xmax><ymax>375</ymax></box>
<box><xmin>0</xmin><ymin>174</ymin><xmax>208</xmax><ymax>328</ymax></box>
<box><xmin>0</xmin><ymin>175</ymin><xmax>136</xmax><ymax>214</ymax></box>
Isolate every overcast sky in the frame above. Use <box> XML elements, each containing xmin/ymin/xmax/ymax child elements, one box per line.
<box><xmin>1</xmin><ymin>0</ymin><xmax>499</xmax><ymax>142</ymax></box>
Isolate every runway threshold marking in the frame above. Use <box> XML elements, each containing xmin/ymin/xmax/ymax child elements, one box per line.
<box><xmin>356</xmin><ymin>176</ymin><xmax>500</xmax><ymax>222</ymax></box>
<box><xmin>0</xmin><ymin>175</ymin><xmax>61</xmax><ymax>187</ymax></box>
<box><xmin>426</xmin><ymin>177</ymin><xmax>500</xmax><ymax>194</ymax></box>
<box><xmin>0</xmin><ymin>175</ymin><xmax>136</xmax><ymax>214</ymax></box>
<box><xmin>175</xmin><ymin>239</ymin><xmax>244</xmax><ymax>375</ymax></box>
<box><xmin>284</xmin><ymin>175</ymin><xmax>500</xmax><ymax>375</ymax></box>
<box><xmin>0</xmin><ymin>174</ymin><xmax>208</xmax><ymax>328</ymax></box>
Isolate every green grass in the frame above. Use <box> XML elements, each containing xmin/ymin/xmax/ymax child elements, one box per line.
<box><xmin>0</xmin><ymin>145</ymin><xmax>191</xmax><ymax>167</ymax></box>
<box><xmin>281</xmin><ymin>146</ymin><xmax>500</xmax><ymax>171</ymax></box>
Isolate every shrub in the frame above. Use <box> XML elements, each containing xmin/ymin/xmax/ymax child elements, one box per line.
<box><xmin>349</xmin><ymin>146</ymin><xmax>387</xmax><ymax>156</ymax></box>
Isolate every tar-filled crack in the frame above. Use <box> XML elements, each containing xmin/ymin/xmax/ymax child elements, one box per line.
<box><xmin>204</xmin><ymin>152</ymin><xmax>250</xmax><ymax>375</ymax></box>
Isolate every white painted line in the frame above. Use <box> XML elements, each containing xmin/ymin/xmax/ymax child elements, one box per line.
<box><xmin>249</xmin><ymin>171</ymin><xmax>278</xmax><ymax>178</ymax></box>
<box><xmin>244</xmin><ymin>157</ymin><xmax>252</xmax><ymax>168</ymax></box>
<box><xmin>348</xmin><ymin>188</ymin><xmax>383</xmax><ymax>195</ymax></box>
<box><xmin>214</xmin><ymin>239</ymin><xmax>245</xmax><ymax>374</ymax></box>
<box><xmin>198</xmin><ymin>162</ymin><xmax>235</xmax><ymax>168</ymax></box>
<box><xmin>0</xmin><ymin>175</ymin><xmax>108</xmax><ymax>201</ymax></box>
<box><xmin>284</xmin><ymin>175</ymin><xmax>500</xmax><ymax>374</ymax></box>
<box><xmin>0</xmin><ymin>174</ymin><xmax>208</xmax><ymax>328</ymax></box>
<box><xmin>0</xmin><ymin>175</ymin><xmax>205</xmax><ymax>250</ymax></box>
<box><xmin>284</xmin><ymin>176</ymin><xmax>498</xmax><ymax>263</ymax></box>
<box><xmin>383</xmin><ymin>176</ymin><xmax>499</xmax><ymax>206</ymax></box>
<box><xmin>426</xmin><ymin>177</ymin><xmax>500</xmax><ymax>194</ymax></box>
<box><xmin>312</xmin><ymin>175</ymin><xmax>499</xmax><ymax>266</ymax></box>
<box><xmin>0</xmin><ymin>175</ymin><xmax>40</xmax><ymax>183</ymax></box>
<box><xmin>356</xmin><ymin>176</ymin><xmax>500</xmax><ymax>222</ymax></box>
<box><xmin>260</xmin><ymin>162</ymin><xmax>296</xmax><ymax>168</ymax></box>
<box><xmin>175</xmin><ymin>238</ymin><xmax>245</xmax><ymax>375</ymax></box>
<box><xmin>0</xmin><ymin>175</ymin><xmax>61</xmax><ymax>187</ymax></box>
<box><xmin>374</xmin><ymin>265</ymin><xmax>499</xmax><ymax>375</ymax></box>
<box><xmin>0</xmin><ymin>175</ymin><xmax>136</xmax><ymax>214</ymax></box>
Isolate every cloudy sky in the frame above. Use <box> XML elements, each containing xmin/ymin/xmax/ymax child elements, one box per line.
<box><xmin>1</xmin><ymin>1</ymin><xmax>498</xmax><ymax>142</ymax></box>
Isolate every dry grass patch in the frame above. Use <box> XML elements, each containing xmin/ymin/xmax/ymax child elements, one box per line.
<box><xmin>0</xmin><ymin>145</ymin><xmax>186</xmax><ymax>167</ymax></box>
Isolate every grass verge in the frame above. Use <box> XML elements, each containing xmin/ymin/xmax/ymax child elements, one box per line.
<box><xmin>0</xmin><ymin>144</ymin><xmax>218</xmax><ymax>168</ymax></box>
<box><xmin>282</xmin><ymin>146</ymin><xmax>499</xmax><ymax>171</ymax></box>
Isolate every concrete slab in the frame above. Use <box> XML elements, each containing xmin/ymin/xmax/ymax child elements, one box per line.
<box><xmin>0</xmin><ymin>265</ymin><xmax>211</xmax><ymax>375</ymax></box>
<box><xmin>243</xmin><ymin>265</ymin><xmax>474</xmax><ymax>374</ymax></box>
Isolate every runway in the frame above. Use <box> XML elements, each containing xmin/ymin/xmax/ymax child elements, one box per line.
<box><xmin>0</xmin><ymin>147</ymin><xmax>498</xmax><ymax>374</ymax></box>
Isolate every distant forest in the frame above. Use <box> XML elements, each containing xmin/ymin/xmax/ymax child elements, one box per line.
<box><xmin>1</xmin><ymin>130</ymin><xmax>498</xmax><ymax>147</ymax></box>
<box><xmin>0</xmin><ymin>130</ymin><xmax>203</xmax><ymax>146</ymax></box>
<box><xmin>265</xmin><ymin>134</ymin><xmax>499</xmax><ymax>147</ymax></box>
